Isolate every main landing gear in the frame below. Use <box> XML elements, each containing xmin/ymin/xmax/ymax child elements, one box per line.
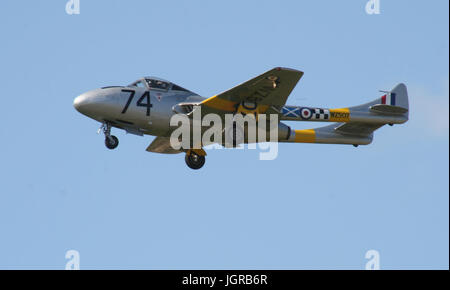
<box><xmin>99</xmin><ymin>122</ymin><xmax>119</xmax><ymax>150</ymax></box>
<box><xmin>185</xmin><ymin>150</ymin><xmax>206</xmax><ymax>170</ymax></box>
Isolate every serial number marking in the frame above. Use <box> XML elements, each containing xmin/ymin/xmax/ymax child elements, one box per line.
<box><xmin>330</xmin><ymin>112</ymin><xmax>350</xmax><ymax>119</ymax></box>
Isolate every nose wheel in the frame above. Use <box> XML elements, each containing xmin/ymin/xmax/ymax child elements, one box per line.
<box><xmin>185</xmin><ymin>150</ymin><xmax>206</xmax><ymax>170</ymax></box>
<box><xmin>105</xmin><ymin>135</ymin><xmax>119</xmax><ymax>150</ymax></box>
<box><xmin>99</xmin><ymin>122</ymin><xmax>119</xmax><ymax>150</ymax></box>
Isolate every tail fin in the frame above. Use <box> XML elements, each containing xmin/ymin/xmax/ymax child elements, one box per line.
<box><xmin>349</xmin><ymin>83</ymin><xmax>409</xmax><ymax>123</ymax></box>
<box><xmin>370</xmin><ymin>83</ymin><xmax>409</xmax><ymax>115</ymax></box>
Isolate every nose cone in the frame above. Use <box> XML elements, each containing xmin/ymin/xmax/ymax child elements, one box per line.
<box><xmin>74</xmin><ymin>87</ymin><xmax>121</xmax><ymax>119</ymax></box>
<box><xmin>73</xmin><ymin>93</ymin><xmax>89</xmax><ymax>113</ymax></box>
<box><xmin>74</xmin><ymin>89</ymin><xmax>102</xmax><ymax>117</ymax></box>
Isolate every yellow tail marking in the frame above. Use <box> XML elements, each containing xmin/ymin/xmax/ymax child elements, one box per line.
<box><xmin>294</xmin><ymin>129</ymin><xmax>316</xmax><ymax>143</ymax></box>
<box><xmin>329</xmin><ymin>108</ymin><xmax>350</xmax><ymax>122</ymax></box>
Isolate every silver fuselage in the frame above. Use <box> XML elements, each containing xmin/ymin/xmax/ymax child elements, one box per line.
<box><xmin>74</xmin><ymin>84</ymin><xmax>204</xmax><ymax>137</ymax></box>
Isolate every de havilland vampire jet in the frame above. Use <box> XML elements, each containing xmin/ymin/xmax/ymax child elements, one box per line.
<box><xmin>73</xmin><ymin>67</ymin><xmax>409</xmax><ymax>169</ymax></box>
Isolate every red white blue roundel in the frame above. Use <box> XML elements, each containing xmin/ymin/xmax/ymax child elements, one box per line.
<box><xmin>300</xmin><ymin>108</ymin><xmax>312</xmax><ymax>120</ymax></box>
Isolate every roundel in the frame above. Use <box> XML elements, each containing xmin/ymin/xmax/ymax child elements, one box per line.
<box><xmin>300</xmin><ymin>108</ymin><xmax>312</xmax><ymax>120</ymax></box>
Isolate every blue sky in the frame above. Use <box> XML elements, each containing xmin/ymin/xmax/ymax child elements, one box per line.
<box><xmin>0</xmin><ymin>0</ymin><xmax>448</xmax><ymax>269</ymax></box>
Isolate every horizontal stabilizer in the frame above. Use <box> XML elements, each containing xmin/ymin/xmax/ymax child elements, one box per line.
<box><xmin>370</xmin><ymin>104</ymin><xmax>408</xmax><ymax>114</ymax></box>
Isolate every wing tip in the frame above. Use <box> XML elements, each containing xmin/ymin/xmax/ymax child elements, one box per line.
<box><xmin>274</xmin><ymin>67</ymin><xmax>304</xmax><ymax>74</ymax></box>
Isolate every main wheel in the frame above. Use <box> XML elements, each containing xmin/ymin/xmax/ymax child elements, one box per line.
<box><xmin>185</xmin><ymin>152</ymin><xmax>206</xmax><ymax>170</ymax></box>
<box><xmin>105</xmin><ymin>135</ymin><xmax>119</xmax><ymax>150</ymax></box>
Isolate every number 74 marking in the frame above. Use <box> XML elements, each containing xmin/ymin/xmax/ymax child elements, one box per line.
<box><xmin>121</xmin><ymin>89</ymin><xmax>153</xmax><ymax>116</ymax></box>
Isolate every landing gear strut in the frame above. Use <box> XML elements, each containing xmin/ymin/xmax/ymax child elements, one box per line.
<box><xmin>185</xmin><ymin>150</ymin><xmax>206</xmax><ymax>170</ymax></box>
<box><xmin>99</xmin><ymin>122</ymin><xmax>119</xmax><ymax>150</ymax></box>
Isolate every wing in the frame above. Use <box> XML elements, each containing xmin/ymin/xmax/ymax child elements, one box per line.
<box><xmin>146</xmin><ymin>137</ymin><xmax>182</xmax><ymax>154</ymax></box>
<box><xmin>200</xmin><ymin>67</ymin><xmax>304</xmax><ymax>114</ymax></box>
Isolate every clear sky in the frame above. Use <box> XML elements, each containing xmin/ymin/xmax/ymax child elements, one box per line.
<box><xmin>0</xmin><ymin>0</ymin><xmax>448</xmax><ymax>269</ymax></box>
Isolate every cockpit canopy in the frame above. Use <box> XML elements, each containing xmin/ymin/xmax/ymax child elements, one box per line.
<box><xmin>129</xmin><ymin>77</ymin><xmax>192</xmax><ymax>93</ymax></box>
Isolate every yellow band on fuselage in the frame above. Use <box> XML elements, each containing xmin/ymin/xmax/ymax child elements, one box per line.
<box><xmin>294</xmin><ymin>129</ymin><xmax>316</xmax><ymax>143</ymax></box>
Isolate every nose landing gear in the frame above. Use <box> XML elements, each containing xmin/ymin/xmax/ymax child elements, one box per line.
<box><xmin>105</xmin><ymin>135</ymin><xmax>119</xmax><ymax>150</ymax></box>
<box><xmin>185</xmin><ymin>149</ymin><xmax>206</xmax><ymax>170</ymax></box>
<box><xmin>99</xmin><ymin>122</ymin><xmax>119</xmax><ymax>150</ymax></box>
